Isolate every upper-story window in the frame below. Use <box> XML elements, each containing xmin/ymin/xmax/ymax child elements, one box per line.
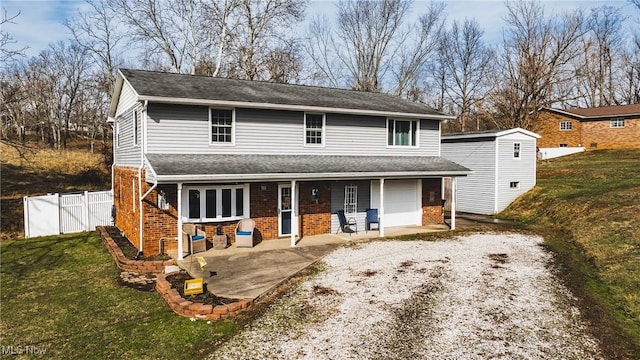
<box><xmin>513</xmin><ymin>142</ymin><xmax>521</xmax><ymax>159</ymax></box>
<box><xmin>210</xmin><ymin>108</ymin><xmax>234</xmax><ymax>144</ymax></box>
<box><xmin>560</xmin><ymin>121</ymin><xmax>572</xmax><ymax>131</ymax></box>
<box><xmin>133</xmin><ymin>110</ymin><xmax>139</xmax><ymax>146</ymax></box>
<box><xmin>305</xmin><ymin>113</ymin><xmax>325</xmax><ymax>146</ymax></box>
<box><xmin>611</xmin><ymin>118</ymin><xmax>625</xmax><ymax>128</ymax></box>
<box><xmin>387</xmin><ymin>119</ymin><xmax>418</xmax><ymax>147</ymax></box>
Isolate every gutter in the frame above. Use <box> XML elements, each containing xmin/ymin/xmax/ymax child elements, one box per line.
<box><xmin>137</xmin><ymin>100</ymin><xmax>149</xmax><ymax>254</ymax></box>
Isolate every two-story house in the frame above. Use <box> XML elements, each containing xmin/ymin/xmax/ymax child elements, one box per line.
<box><xmin>108</xmin><ymin>69</ymin><xmax>470</xmax><ymax>259</ymax></box>
<box><xmin>535</xmin><ymin>104</ymin><xmax>640</xmax><ymax>150</ymax></box>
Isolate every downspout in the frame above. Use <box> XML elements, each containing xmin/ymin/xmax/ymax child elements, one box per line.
<box><xmin>137</xmin><ymin>101</ymin><xmax>149</xmax><ymax>254</ymax></box>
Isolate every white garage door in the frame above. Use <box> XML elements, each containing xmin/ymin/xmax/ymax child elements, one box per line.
<box><xmin>371</xmin><ymin>180</ymin><xmax>421</xmax><ymax>227</ymax></box>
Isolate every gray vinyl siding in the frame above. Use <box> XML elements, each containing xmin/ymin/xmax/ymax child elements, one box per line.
<box><xmin>146</xmin><ymin>103</ymin><xmax>441</xmax><ymax>156</ymax></box>
<box><xmin>330</xmin><ymin>181</ymin><xmax>371</xmax><ymax>233</ymax></box>
<box><xmin>115</xmin><ymin>81</ymin><xmax>138</xmax><ymax>117</ymax></box>
<box><xmin>114</xmin><ymin>103</ymin><xmax>143</xmax><ymax>166</ymax></box>
<box><xmin>495</xmin><ymin>138</ymin><xmax>537</xmax><ymax>212</ymax></box>
<box><xmin>441</xmin><ymin>140</ymin><xmax>497</xmax><ymax>214</ymax></box>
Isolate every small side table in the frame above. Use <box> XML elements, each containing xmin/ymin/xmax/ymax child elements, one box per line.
<box><xmin>212</xmin><ymin>234</ymin><xmax>228</xmax><ymax>250</ymax></box>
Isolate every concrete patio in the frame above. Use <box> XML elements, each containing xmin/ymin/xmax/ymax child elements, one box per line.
<box><xmin>171</xmin><ymin>224</ymin><xmax>451</xmax><ymax>300</ymax></box>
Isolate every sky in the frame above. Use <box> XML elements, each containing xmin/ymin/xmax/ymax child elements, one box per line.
<box><xmin>1</xmin><ymin>0</ymin><xmax>636</xmax><ymax>59</ymax></box>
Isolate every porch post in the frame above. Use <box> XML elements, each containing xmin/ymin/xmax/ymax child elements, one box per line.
<box><xmin>451</xmin><ymin>177</ymin><xmax>456</xmax><ymax>230</ymax></box>
<box><xmin>379</xmin><ymin>178</ymin><xmax>385</xmax><ymax>237</ymax></box>
<box><xmin>290</xmin><ymin>180</ymin><xmax>297</xmax><ymax>247</ymax></box>
<box><xmin>177</xmin><ymin>183</ymin><xmax>183</xmax><ymax>260</ymax></box>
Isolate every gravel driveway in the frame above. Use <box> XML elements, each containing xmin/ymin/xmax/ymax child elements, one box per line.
<box><xmin>209</xmin><ymin>233</ymin><xmax>603</xmax><ymax>359</ymax></box>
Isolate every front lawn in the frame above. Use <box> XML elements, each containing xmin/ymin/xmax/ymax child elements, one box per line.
<box><xmin>0</xmin><ymin>232</ymin><xmax>235</xmax><ymax>359</ymax></box>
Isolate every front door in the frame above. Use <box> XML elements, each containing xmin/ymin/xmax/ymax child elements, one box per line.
<box><xmin>278</xmin><ymin>184</ymin><xmax>292</xmax><ymax>236</ymax></box>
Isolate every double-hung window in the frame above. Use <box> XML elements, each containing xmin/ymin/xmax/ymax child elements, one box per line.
<box><xmin>184</xmin><ymin>184</ymin><xmax>249</xmax><ymax>222</ymax></box>
<box><xmin>610</xmin><ymin>118</ymin><xmax>625</xmax><ymax>128</ymax></box>
<box><xmin>210</xmin><ymin>108</ymin><xmax>234</xmax><ymax>144</ymax></box>
<box><xmin>513</xmin><ymin>142</ymin><xmax>521</xmax><ymax>159</ymax></box>
<box><xmin>559</xmin><ymin>121</ymin><xmax>572</xmax><ymax>131</ymax></box>
<box><xmin>387</xmin><ymin>119</ymin><xmax>418</xmax><ymax>146</ymax></box>
<box><xmin>305</xmin><ymin>113</ymin><xmax>325</xmax><ymax>146</ymax></box>
<box><xmin>344</xmin><ymin>184</ymin><xmax>358</xmax><ymax>216</ymax></box>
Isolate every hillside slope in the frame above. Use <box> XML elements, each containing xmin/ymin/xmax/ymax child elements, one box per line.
<box><xmin>502</xmin><ymin>149</ymin><xmax>640</xmax><ymax>357</ymax></box>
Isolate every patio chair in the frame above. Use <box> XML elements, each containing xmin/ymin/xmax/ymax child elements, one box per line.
<box><xmin>365</xmin><ymin>208</ymin><xmax>379</xmax><ymax>231</ymax></box>
<box><xmin>183</xmin><ymin>224</ymin><xmax>207</xmax><ymax>254</ymax></box>
<box><xmin>235</xmin><ymin>219</ymin><xmax>255</xmax><ymax>248</ymax></box>
<box><xmin>336</xmin><ymin>210</ymin><xmax>357</xmax><ymax>234</ymax></box>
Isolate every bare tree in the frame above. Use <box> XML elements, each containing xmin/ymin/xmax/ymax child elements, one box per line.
<box><xmin>491</xmin><ymin>1</ymin><xmax>586</xmax><ymax>130</ymax></box>
<box><xmin>225</xmin><ymin>0</ymin><xmax>306</xmax><ymax>81</ymax></box>
<box><xmin>307</xmin><ymin>0</ymin><xmax>445</xmax><ymax>94</ymax></box>
<box><xmin>0</xmin><ymin>9</ymin><xmax>27</xmax><ymax>68</ymax></box>
<box><xmin>109</xmin><ymin>0</ymin><xmax>206</xmax><ymax>74</ymax></box>
<box><xmin>439</xmin><ymin>19</ymin><xmax>494</xmax><ymax>131</ymax></box>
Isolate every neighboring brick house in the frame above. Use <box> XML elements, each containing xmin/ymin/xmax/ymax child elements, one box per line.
<box><xmin>108</xmin><ymin>69</ymin><xmax>470</xmax><ymax>259</ymax></box>
<box><xmin>535</xmin><ymin>104</ymin><xmax>640</xmax><ymax>150</ymax></box>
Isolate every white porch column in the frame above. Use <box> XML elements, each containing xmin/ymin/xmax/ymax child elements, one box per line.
<box><xmin>379</xmin><ymin>178</ymin><xmax>385</xmax><ymax>237</ymax></box>
<box><xmin>290</xmin><ymin>180</ymin><xmax>297</xmax><ymax>247</ymax></box>
<box><xmin>177</xmin><ymin>182</ymin><xmax>184</xmax><ymax>260</ymax></box>
<box><xmin>450</xmin><ymin>177</ymin><xmax>456</xmax><ymax>230</ymax></box>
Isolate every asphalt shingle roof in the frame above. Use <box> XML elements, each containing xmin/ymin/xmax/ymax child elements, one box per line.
<box><xmin>146</xmin><ymin>154</ymin><xmax>470</xmax><ymax>181</ymax></box>
<box><xmin>545</xmin><ymin>104</ymin><xmax>640</xmax><ymax>118</ymax></box>
<box><xmin>121</xmin><ymin>69</ymin><xmax>446</xmax><ymax>117</ymax></box>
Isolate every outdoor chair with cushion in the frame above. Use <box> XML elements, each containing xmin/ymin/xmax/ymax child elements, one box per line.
<box><xmin>183</xmin><ymin>224</ymin><xmax>207</xmax><ymax>254</ymax></box>
<box><xmin>336</xmin><ymin>210</ymin><xmax>357</xmax><ymax>235</ymax></box>
<box><xmin>235</xmin><ymin>219</ymin><xmax>255</xmax><ymax>248</ymax></box>
<box><xmin>365</xmin><ymin>208</ymin><xmax>379</xmax><ymax>231</ymax></box>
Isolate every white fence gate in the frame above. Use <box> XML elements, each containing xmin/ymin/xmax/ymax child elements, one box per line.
<box><xmin>23</xmin><ymin>190</ymin><xmax>113</xmax><ymax>238</ymax></box>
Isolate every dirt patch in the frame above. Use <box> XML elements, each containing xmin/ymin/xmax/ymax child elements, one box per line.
<box><xmin>103</xmin><ymin>226</ymin><xmax>170</xmax><ymax>261</ymax></box>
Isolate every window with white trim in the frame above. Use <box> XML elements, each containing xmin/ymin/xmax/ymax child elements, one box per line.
<box><xmin>387</xmin><ymin>119</ymin><xmax>418</xmax><ymax>146</ymax></box>
<box><xmin>133</xmin><ymin>110</ymin><xmax>139</xmax><ymax>146</ymax></box>
<box><xmin>344</xmin><ymin>184</ymin><xmax>358</xmax><ymax>216</ymax></box>
<box><xmin>513</xmin><ymin>142</ymin><xmax>521</xmax><ymax>159</ymax></box>
<box><xmin>611</xmin><ymin>118</ymin><xmax>625</xmax><ymax>128</ymax></box>
<box><xmin>210</xmin><ymin>108</ymin><xmax>234</xmax><ymax>144</ymax></box>
<box><xmin>510</xmin><ymin>181</ymin><xmax>520</xmax><ymax>189</ymax></box>
<box><xmin>559</xmin><ymin>143</ymin><xmax>568</xmax><ymax>148</ymax></box>
<box><xmin>305</xmin><ymin>113</ymin><xmax>324</xmax><ymax>145</ymax></box>
<box><xmin>560</xmin><ymin>121</ymin><xmax>572</xmax><ymax>131</ymax></box>
<box><xmin>183</xmin><ymin>184</ymin><xmax>249</xmax><ymax>222</ymax></box>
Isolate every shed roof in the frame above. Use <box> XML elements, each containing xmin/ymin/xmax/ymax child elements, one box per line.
<box><xmin>145</xmin><ymin>154</ymin><xmax>470</xmax><ymax>183</ymax></box>
<box><xmin>110</xmin><ymin>69</ymin><xmax>453</xmax><ymax>120</ymax></box>
<box><xmin>441</xmin><ymin>128</ymin><xmax>540</xmax><ymax>142</ymax></box>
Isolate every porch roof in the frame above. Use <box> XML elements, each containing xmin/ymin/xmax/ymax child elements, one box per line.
<box><xmin>145</xmin><ymin>153</ymin><xmax>470</xmax><ymax>183</ymax></box>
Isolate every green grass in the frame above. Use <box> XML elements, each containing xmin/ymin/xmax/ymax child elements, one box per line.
<box><xmin>0</xmin><ymin>232</ymin><xmax>236</xmax><ymax>359</ymax></box>
<box><xmin>502</xmin><ymin>149</ymin><xmax>640</xmax><ymax>356</ymax></box>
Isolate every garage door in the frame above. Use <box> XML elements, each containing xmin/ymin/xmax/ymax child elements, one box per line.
<box><xmin>371</xmin><ymin>180</ymin><xmax>421</xmax><ymax>227</ymax></box>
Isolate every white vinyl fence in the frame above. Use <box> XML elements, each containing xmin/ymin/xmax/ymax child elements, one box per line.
<box><xmin>23</xmin><ymin>190</ymin><xmax>113</xmax><ymax>238</ymax></box>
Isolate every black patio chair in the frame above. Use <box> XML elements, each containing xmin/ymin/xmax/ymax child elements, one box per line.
<box><xmin>336</xmin><ymin>210</ymin><xmax>357</xmax><ymax>234</ymax></box>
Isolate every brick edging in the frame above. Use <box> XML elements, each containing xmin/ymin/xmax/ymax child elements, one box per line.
<box><xmin>97</xmin><ymin>226</ymin><xmax>175</xmax><ymax>273</ymax></box>
<box><xmin>155</xmin><ymin>272</ymin><xmax>253</xmax><ymax>320</ymax></box>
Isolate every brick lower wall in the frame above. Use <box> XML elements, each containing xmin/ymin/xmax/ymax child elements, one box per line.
<box><xmin>298</xmin><ymin>182</ymin><xmax>332</xmax><ymax>237</ymax></box>
<box><xmin>581</xmin><ymin>118</ymin><xmax>640</xmax><ymax>150</ymax></box>
<box><xmin>422</xmin><ymin>178</ymin><xmax>444</xmax><ymax>225</ymax></box>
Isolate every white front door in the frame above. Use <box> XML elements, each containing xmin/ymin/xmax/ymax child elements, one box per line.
<box><xmin>278</xmin><ymin>184</ymin><xmax>292</xmax><ymax>237</ymax></box>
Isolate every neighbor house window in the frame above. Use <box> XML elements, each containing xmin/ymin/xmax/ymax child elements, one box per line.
<box><xmin>387</xmin><ymin>119</ymin><xmax>418</xmax><ymax>146</ymax></box>
<box><xmin>560</xmin><ymin>121</ymin><xmax>572</xmax><ymax>131</ymax></box>
<box><xmin>559</xmin><ymin>144</ymin><xmax>568</xmax><ymax>148</ymax></box>
<box><xmin>611</xmin><ymin>118</ymin><xmax>625</xmax><ymax>128</ymax></box>
<box><xmin>183</xmin><ymin>184</ymin><xmax>249</xmax><ymax>222</ymax></box>
<box><xmin>513</xmin><ymin>143</ymin><xmax>521</xmax><ymax>159</ymax></box>
<box><xmin>210</xmin><ymin>108</ymin><xmax>234</xmax><ymax>144</ymax></box>
<box><xmin>305</xmin><ymin>113</ymin><xmax>325</xmax><ymax>145</ymax></box>
<box><xmin>133</xmin><ymin>110</ymin><xmax>139</xmax><ymax>146</ymax></box>
<box><xmin>344</xmin><ymin>184</ymin><xmax>358</xmax><ymax>216</ymax></box>
<box><xmin>510</xmin><ymin>182</ymin><xmax>520</xmax><ymax>189</ymax></box>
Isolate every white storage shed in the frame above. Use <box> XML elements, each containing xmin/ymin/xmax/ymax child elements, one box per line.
<box><xmin>441</xmin><ymin>128</ymin><xmax>540</xmax><ymax>215</ymax></box>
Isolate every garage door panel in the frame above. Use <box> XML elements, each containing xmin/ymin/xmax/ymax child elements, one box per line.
<box><xmin>373</xmin><ymin>180</ymin><xmax>421</xmax><ymax>227</ymax></box>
